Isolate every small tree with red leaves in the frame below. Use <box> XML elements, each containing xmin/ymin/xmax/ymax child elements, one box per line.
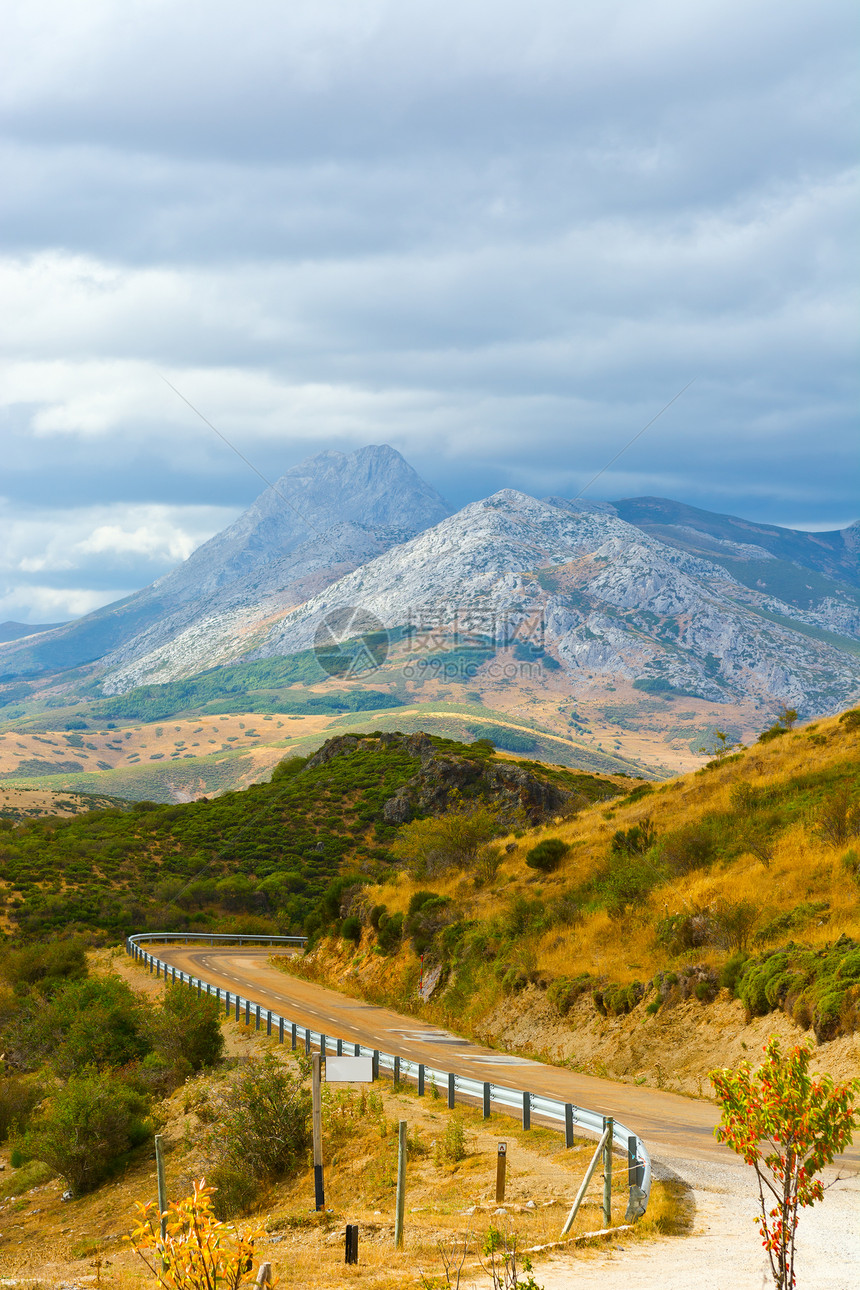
<box><xmin>710</xmin><ymin>1036</ymin><xmax>859</xmax><ymax>1289</ymax></box>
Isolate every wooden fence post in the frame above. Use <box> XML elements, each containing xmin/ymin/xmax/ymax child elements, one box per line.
<box><xmin>603</xmin><ymin>1117</ymin><xmax>613</xmax><ymax>1228</ymax></box>
<box><xmin>395</xmin><ymin>1121</ymin><xmax>406</xmax><ymax>1250</ymax></box>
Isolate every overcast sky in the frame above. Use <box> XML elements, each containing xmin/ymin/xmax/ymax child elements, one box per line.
<box><xmin>1</xmin><ymin>0</ymin><xmax>857</xmax><ymax>624</ymax></box>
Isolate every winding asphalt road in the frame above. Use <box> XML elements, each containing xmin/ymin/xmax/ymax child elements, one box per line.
<box><xmin>147</xmin><ymin>944</ymin><xmax>808</xmax><ymax>1167</ymax></box>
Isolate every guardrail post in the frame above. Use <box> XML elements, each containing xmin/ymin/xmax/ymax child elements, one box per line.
<box><xmin>235</xmin><ymin>996</ymin><xmax>241</xmax><ymax>1022</ymax></box>
<box><xmin>244</xmin><ymin>999</ymin><xmax>250</xmax><ymax>1025</ymax></box>
<box><xmin>321</xmin><ymin>1033</ymin><xmax>327</xmax><ymax>1057</ymax></box>
<box><xmin>417</xmin><ymin>1064</ymin><xmax>425</xmax><ymax>1096</ymax></box>
<box><xmin>337</xmin><ymin>1038</ymin><xmax>343</xmax><ymax>1056</ymax></box>
<box><xmin>447</xmin><ymin>1073</ymin><xmax>455</xmax><ymax>1109</ymax></box>
<box><xmin>196</xmin><ymin>980</ymin><xmax>201</xmax><ymax>997</ymax></box>
<box><xmin>290</xmin><ymin>1022</ymin><xmax>296</xmax><ymax>1050</ymax></box>
<box><xmin>627</xmin><ymin>1132</ymin><xmax>646</xmax><ymax>1193</ymax></box>
<box><xmin>393</xmin><ymin>1056</ymin><xmax>401</xmax><ymax>1084</ymax></box>
<box><xmin>372</xmin><ymin>1050</ymin><xmax>379</xmax><ymax>1080</ymax></box>
<box><xmin>483</xmin><ymin>1082</ymin><xmax>491</xmax><ymax>1119</ymax></box>
<box><xmin>354</xmin><ymin>1043</ymin><xmax>360</xmax><ymax>1057</ymax></box>
<box><xmin>266</xmin><ymin>1010</ymin><xmax>272</xmax><ymax>1036</ymax></box>
<box><xmin>225</xmin><ymin>991</ymin><xmax>230</xmax><ymax>1016</ymax></box>
<box><xmin>171</xmin><ymin>967</ymin><xmax>176</xmax><ymax>984</ymax></box>
<box><xmin>603</xmin><ymin>1117</ymin><xmax>613</xmax><ymax>1227</ymax></box>
<box><xmin>565</xmin><ymin>1103</ymin><xmax>574</xmax><ymax>1148</ymax></box>
<box><xmin>255</xmin><ymin>1005</ymin><xmax>261</xmax><ymax>1031</ymax></box>
<box><xmin>522</xmin><ymin>1091</ymin><xmax>531</xmax><ymax>1130</ymax></box>
<box><xmin>305</xmin><ymin>1029</ymin><xmax>311</xmax><ymax>1055</ymax></box>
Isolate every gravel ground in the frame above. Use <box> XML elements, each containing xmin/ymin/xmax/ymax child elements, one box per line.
<box><xmin>473</xmin><ymin>1153</ymin><xmax>860</xmax><ymax>1290</ymax></box>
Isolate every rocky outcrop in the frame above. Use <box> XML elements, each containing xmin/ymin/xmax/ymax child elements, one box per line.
<box><xmin>304</xmin><ymin>731</ymin><xmax>580</xmax><ymax>826</ymax></box>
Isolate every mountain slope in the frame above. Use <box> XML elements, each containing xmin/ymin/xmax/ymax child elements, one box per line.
<box><xmin>101</xmin><ymin>489</ymin><xmax>860</xmax><ymax>718</ymax></box>
<box><xmin>0</xmin><ymin>445</ymin><xmax>451</xmax><ymax>682</ymax></box>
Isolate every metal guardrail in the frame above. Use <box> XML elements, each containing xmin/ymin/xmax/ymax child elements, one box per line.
<box><xmin>127</xmin><ymin>932</ymin><xmax>652</xmax><ymax>1215</ymax></box>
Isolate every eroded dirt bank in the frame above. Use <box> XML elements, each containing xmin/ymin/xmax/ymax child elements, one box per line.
<box><xmin>291</xmin><ymin>938</ymin><xmax>860</xmax><ymax>1098</ymax></box>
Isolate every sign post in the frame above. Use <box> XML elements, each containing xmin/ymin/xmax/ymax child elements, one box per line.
<box><xmin>312</xmin><ymin>1053</ymin><xmax>325</xmax><ymax>1211</ymax></box>
<box><xmin>495</xmin><ymin>1141</ymin><xmax>507</xmax><ymax>1203</ymax></box>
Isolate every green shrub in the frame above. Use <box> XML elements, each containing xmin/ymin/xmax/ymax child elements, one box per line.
<box><xmin>341</xmin><ymin>915</ymin><xmax>362</xmax><ymax>943</ymax></box>
<box><xmin>719</xmin><ymin>951</ymin><xmax>749</xmax><ymax>994</ymax></box>
<box><xmin>433</xmin><ymin>1115</ymin><xmax>466</xmax><ymax>1165</ymax></box>
<box><xmin>839</xmin><ymin>708</ymin><xmax>860</xmax><ymax>731</ymax></box>
<box><xmin>146</xmin><ymin>983</ymin><xmax>224</xmax><ymax>1073</ymax></box>
<box><xmin>0</xmin><ymin>1075</ymin><xmax>45</xmax><ymax>1143</ymax></box>
<box><xmin>547</xmin><ymin>974</ymin><xmax>593</xmax><ymax>1017</ymax></box>
<box><xmin>16</xmin><ymin>976</ymin><xmax>151</xmax><ymax>1077</ymax></box>
<box><xmin>0</xmin><ymin>937</ymin><xmax>87</xmax><ymax>995</ymax></box>
<box><xmin>525</xmin><ymin>838</ymin><xmax>570</xmax><ymax>873</ymax></box>
<box><xmin>19</xmin><ymin>1072</ymin><xmax>152</xmax><ymax>1195</ymax></box>
<box><xmin>660</xmin><ymin>823</ymin><xmax>718</xmax><ymax>875</ymax></box>
<box><xmin>207</xmin><ymin>1056</ymin><xmax>312</xmax><ymax>1216</ymax></box>
<box><xmin>376</xmin><ymin>911</ymin><xmax>404</xmax><ymax>954</ymax></box>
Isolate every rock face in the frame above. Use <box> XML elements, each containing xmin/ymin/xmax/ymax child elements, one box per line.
<box><xmin>0</xmin><ymin>445</ymin><xmax>451</xmax><ymax>681</ymax></box>
<box><xmin>304</xmin><ymin>731</ymin><xmax>580</xmax><ymax>826</ymax></box>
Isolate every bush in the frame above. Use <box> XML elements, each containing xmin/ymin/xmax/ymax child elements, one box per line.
<box><xmin>525</xmin><ymin>838</ymin><xmax>570</xmax><ymax>873</ymax></box>
<box><xmin>20</xmin><ymin>1071</ymin><xmax>152</xmax><ymax>1195</ymax></box>
<box><xmin>341</xmin><ymin>915</ymin><xmax>362</xmax><ymax>943</ymax></box>
<box><xmin>146</xmin><ymin>983</ymin><xmax>224</xmax><ymax>1074</ymax></box>
<box><xmin>15</xmin><ymin>976</ymin><xmax>151</xmax><ymax>1077</ymax></box>
<box><xmin>207</xmin><ymin>1056</ymin><xmax>312</xmax><ymax>1216</ymax></box>
<box><xmin>0</xmin><ymin>1075</ymin><xmax>45</xmax><ymax>1143</ymax></box>
<box><xmin>376</xmin><ymin>911</ymin><xmax>404</xmax><ymax>954</ymax></box>
<box><xmin>433</xmin><ymin>1115</ymin><xmax>466</xmax><ymax>1165</ymax></box>
<box><xmin>0</xmin><ymin>937</ymin><xmax>87</xmax><ymax>996</ymax></box>
<box><xmin>839</xmin><ymin>708</ymin><xmax>860</xmax><ymax>731</ymax></box>
<box><xmin>661</xmin><ymin>823</ymin><xmax>718</xmax><ymax>875</ymax></box>
<box><xmin>547</xmin><ymin>974</ymin><xmax>593</xmax><ymax>1017</ymax></box>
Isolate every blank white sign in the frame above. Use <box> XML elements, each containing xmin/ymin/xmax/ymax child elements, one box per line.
<box><xmin>325</xmin><ymin>1056</ymin><xmax>374</xmax><ymax>1083</ymax></box>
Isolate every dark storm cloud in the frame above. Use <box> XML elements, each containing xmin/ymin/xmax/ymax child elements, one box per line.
<box><xmin>0</xmin><ymin>0</ymin><xmax>856</xmax><ymax>621</ymax></box>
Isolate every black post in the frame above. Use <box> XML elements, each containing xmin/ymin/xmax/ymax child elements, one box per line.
<box><xmin>321</xmin><ymin>1033</ymin><xmax>327</xmax><ymax>1057</ymax></box>
<box><xmin>255</xmin><ymin>1005</ymin><xmax>261</xmax><ymax>1031</ymax></box>
<box><xmin>291</xmin><ymin>1022</ymin><xmax>297</xmax><ymax>1050</ymax></box>
<box><xmin>565</xmin><ymin>1103</ymin><xmax>574</xmax><ymax>1148</ymax></box>
<box><xmin>344</xmin><ymin>1224</ymin><xmax>359</xmax><ymax>1265</ymax></box>
<box><xmin>372</xmin><ymin>1050</ymin><xmax>379</xmax><ymax>1080</ymax></box>
<box><xmin>305</xmin><ymin>1028</ymin><xmax>311</xmax><ymax>1055</ymax></box>
<box><xmin>483</xmin><ymin>1082</ymin><xmax>491</xmax><ymax>1119</ymax></box>
<box><xmin>354</xmin><ymin>1043</ymin><xmax>360</xmax><ymax>1057</ymax></box>
<box><xmin>244</xmin><ymin>999</ymin><xmax>250</xmax><ymax>1025</ymax></box>
<box><xmin>235</xmin><ymin>996</ymin><xmax>240</xmax><ymax>1021</ymax></box>
<box><xmin>522</xmin><ymin>1091</ymin><xmax>531</xmax><ymax>1130</ymax></box>
<box><xmin>447</xmin><ymin>1073</ymin><xmax>455</xmax><ymax>1109</ymax></box>
<box><xmin>337</xmin><ymin>1037</ymin><xmax>343</xmax><ymax>1056</ymax></box>
<box><xmin>417</xmin><ymin>1064</ymin><xmax>425</xmax><ymax>1096</ymax></box>
<box><xmin>225</xmin><ymin>990</ymin><xmax>231</xmax><ymax>1017</ymax></box>
<box><xmin>393</xmin><ymin>1055</ymin><xmax>401</xmax><ymax>1085</ymax></box>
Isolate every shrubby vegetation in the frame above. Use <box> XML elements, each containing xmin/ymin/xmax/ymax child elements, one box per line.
<box><xmin>0</xmin><ymin>940</ymin><xmax>225</xmax><ymax>1195</ymax></box>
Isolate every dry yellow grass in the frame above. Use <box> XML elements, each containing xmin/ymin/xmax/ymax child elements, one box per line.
<box><xmin>0</xmin><ymin>961</ymin><xmax>686</xmax><ymax>1290</ymax></box>
<box><xmin>362</xmin><ymin>710</ymin><xmax>860</xmax><ymax>993</ymax></box>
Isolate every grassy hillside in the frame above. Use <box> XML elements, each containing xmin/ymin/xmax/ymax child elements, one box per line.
<box><xmin>0</xmin><ymin>733</ymin><xmax>625</xmax><ymax>944</ymax></box>
<box><xmin>297</xmin><ymin>709</ymin><xmax>860</xmax><ymax>1047</ymax></box>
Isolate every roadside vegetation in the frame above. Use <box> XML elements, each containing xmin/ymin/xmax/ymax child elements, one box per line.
<box><xmin>300</xmin><ymin>709</ymin><xmax>860</xmax><ymax>1046</ymax></box>
<box><xmin>0</xmin><ymin>948</ymin><xmax>685</xmax><ymax>1288</ymax></box>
